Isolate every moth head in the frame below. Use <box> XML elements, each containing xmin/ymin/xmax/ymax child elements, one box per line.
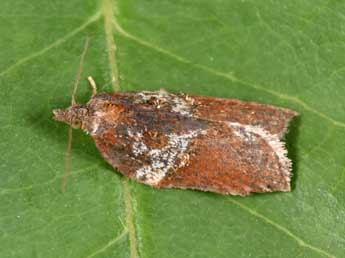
<box><xmin>53</xmin><ymin>105</ymin><xmax>88</xmax><ymax>129</ymax></box>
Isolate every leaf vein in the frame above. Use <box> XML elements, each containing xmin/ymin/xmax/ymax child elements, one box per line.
<box><xmin>0</xmin><ymin>164</ymin><xmax>101</xmax><ymax>195</ymax></box>
<box><xmin>0</xmin><ymin>10</ymin><xmax>101</xmax><ymax>77</ymax></box>
<box><xmin>229</xmin><ymin>199</ymin><xmax>336</xmax><ymax>258</ymax></box>
<box><xmin>84</xmin><ymin>228</ymin><xmax>128</xmax><ymax>258</ymax></box>
<box><xmin>112</xmin><ymin>19</ymin><xmax>345</xmax><ymax>130</ymax></box>
<box><xmin>102</xmin><ymin>0</ymin><xmax>140</xmax><ymax>257</ymax></box>
<box><xmin>103</xmin><ymin>0</ymin><xmax>120</xmax><ymax>91</ymax></box>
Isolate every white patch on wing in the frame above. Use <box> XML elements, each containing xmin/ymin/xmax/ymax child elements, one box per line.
<box><xmin>135</xmin><ymin>90</ymin><xmax>193</xmax><ymax>117</ymax></box>
<box><xmin>170</xmin><ymin>98</ymin><xmax>191</xmax><ymax>116</ymax></box>
<box><xmin>90</xmin><ymin>121</ymin><xmax>99</xmax><ymax>134</ymax></box>
<box><xmin>135</xmin><ymin>130</ymin><xmax>202</xmax><ymax>185</ymax></box>
<box><xmin>90</xmin><ymin>111</ymin><xmax>106</xmax><ymax>135</ymax></box>
<box><xmin>228</xmin><ymin>122</ymin><xmax>291</xmax><ymax>181</ymax></box>
<box><xmin>127</xmin><ymin>129</ymin><xmax>149</xmax><ymax>157</ymax></box>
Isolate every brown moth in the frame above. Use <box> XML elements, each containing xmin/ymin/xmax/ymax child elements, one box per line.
<box><xmin>53</xmin><ymin>78</ymin><xmax>298</xmax><ymax>196</ymax></box>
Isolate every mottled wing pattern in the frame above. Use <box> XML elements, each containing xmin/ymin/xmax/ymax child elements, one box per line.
<box><xmin>157</xmin><ymin>121</ymin><xmax>291</xmax><ymax>196</ymax></box>
<box><xmin>192</xmin><ymin>96</ymin><xmax>298</xmax><ymax>137</ymax></box>
<box><xmin>88</xmin><ymin>91</ymin><xmax>296</xmax><ymax>196</ymax></box>
<box><xmin>89</xmin><ymin>91</ymin><xmax>208</xmax><ymax>184</ymax></box>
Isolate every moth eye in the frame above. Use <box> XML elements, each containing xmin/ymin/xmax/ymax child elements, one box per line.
<box><xmin>72</xmin><ymin>119</ymin><xmax>81</xmax><ymax>128</ymax></box>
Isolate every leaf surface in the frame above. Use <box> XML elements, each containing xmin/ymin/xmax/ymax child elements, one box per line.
<box><xmin>1</xmin><ymin>0</ymin><xmax>344</xmax><ymax>257</ymax></box>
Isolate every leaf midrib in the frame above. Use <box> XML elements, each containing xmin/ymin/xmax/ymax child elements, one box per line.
<box><xmin>0</xmin><ymin>1</ymin><xmax>339</xmax><ymax>257</ymax></box>
<box><xmin>102</xmin><ymin>0</ymin><xmax>140</xmax><ymax>257</ymax></box>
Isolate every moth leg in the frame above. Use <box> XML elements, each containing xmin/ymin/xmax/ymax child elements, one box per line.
<box><xmin>87</xmin><ymin>76</ymin><xmax>98</xmax><ymax>97</ymax></box>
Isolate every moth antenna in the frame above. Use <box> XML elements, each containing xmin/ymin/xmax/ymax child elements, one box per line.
<box><xmin>62</xmin><ymin>125</ymin><xmax>73</xmax><ymax>192</ymax></box>
<box><xmin>87</xmin><ymin>76</ymin><xmax>98</xmax><ymax>97</ymax></box>
<box><xmin>71</xmin><ymin>36</ymin><xmax>91</xmax><ymax>106</ymax></box>
<box><xmin>62</xmin><ymin>36</ymin><xmax>91</xmax><ymax>192</ymax></box>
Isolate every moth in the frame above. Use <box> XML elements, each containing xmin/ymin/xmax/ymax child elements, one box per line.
<box><xmin>53</xmin><ymin>77</ymin><xmax>298</xmax><ymax>196</ymax></box>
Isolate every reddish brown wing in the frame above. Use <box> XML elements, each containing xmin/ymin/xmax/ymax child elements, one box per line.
<box><xmin>87</xmin><ymin>91</ymin><xmax>210</xmax><ymax>183</ymax></box>
<box><xmin>157</xmin><ymin>121</ymin><xmax>291</xmax><ymax>196</ymax></box>
<box><xmin>192</xmin><ymin>96</ymin><xmax>298</xmax><ymax>137</ymax></box>
<box><xmin>87</xmin><ymin>91</ymin><xmax>295</xmax><ymax>196</ymax></box>
<box><xmin>92</xmin><ymin>126</ymin><xmax>139</xmax><ymax>179</ymax></box>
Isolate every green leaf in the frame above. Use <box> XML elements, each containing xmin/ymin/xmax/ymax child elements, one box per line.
<box><xmin>1</xmin><ymin>0</ymin><xmax>344</xmax><ymax>257</ymax></box>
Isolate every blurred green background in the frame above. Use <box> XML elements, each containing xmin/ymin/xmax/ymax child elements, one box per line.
<box><xmin>1</xmin><ymin>0</ymin><xmax>344</xmax><ymax>257</ymax></box>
